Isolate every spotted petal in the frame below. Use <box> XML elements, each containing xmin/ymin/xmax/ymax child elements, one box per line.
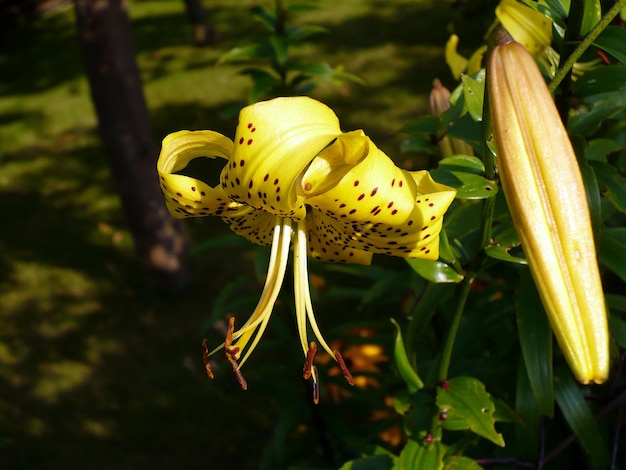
<box><xmin>301</xmin><ymin>132</ymin><xmax>456</xmax><ymax>260</ymax></box>
<box><xmin>302</xmin><ymin>133</ymin><xmax>448</xmax><ymax>228</ymax></box>
<box><xmin>221</xmin><ymin>97</ymin><xmax>342</xmax><ymax>221</ymax></box>
<box><xmin>305</xmin><ymin>210</ymin><xmax>373</xmax><ymax>265</ymax></box>
<box><xmin>157</xmin><ymin>130</ymin><xmax>248</xmax><ymax>219</ymax></box>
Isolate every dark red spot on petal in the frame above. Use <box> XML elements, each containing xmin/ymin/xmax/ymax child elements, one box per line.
<box><xmin>239</xmin><ymin>137</ymin><xmax>244</xmax><ymax>144</ymax></box>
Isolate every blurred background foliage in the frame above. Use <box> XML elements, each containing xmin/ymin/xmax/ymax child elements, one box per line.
<box><xmin>1</xmin><ymin>0</ymin><xmax>625</xmax><ymax>469</ymax></box>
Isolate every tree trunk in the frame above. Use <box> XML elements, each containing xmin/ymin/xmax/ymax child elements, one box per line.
<box><xmin>182</xmin><ymin>0</ymin><xmax>217</xmax><ymax>45</ymax></box>
<box><xmin>74</xmin><ymin>0</ymin><xmax>189</xmax><ymax>289</ymax></box>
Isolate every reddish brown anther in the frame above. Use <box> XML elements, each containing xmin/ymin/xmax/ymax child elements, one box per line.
<box><xmin>224</xmin><ymin>316</ymin><xmax>248</xmax><ymax>390</ymax></box>
<box><xmin>311</xmin><ymin>365</ymin><xmax>320</xmax><ymax>405</ymax></box>
<box><xmin>303</xmin><ymin>342</ymin><xmax>317</xmax><ymax>380</ymax></box>
<box><xmin>334</xmin><ymin>350</ymin><xmax>355</xmax><ymax>386</ymax></box>
<box><xmin>201</xmin><ymin>338</ymin><xmax>215</xmax><ymax>379</ymax></box>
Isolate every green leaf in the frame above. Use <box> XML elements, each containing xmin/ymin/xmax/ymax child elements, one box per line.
<box><xmin>554</xmin><ymin>366</ymin><xmax>610</xmax><ymax>469</ymax></box>
<box><xmin>445</xmin><ymin>114</ymin><xmax>482</xmax><ymax>149</ymax></box>
<box><xmin>439</xmin><ymin>155</ymin><xmax>485</xmax><ymax>174</ymax></box>
<box><xmin>398</xmin><ymin>439</ymin><xmax>445</xmax><ymax>470</ymax></box>
<box><xmin>436</xmin><ymin>377</ymin><xmax>505</xmax><ymax>447</ymax></box>
<box><xmin>515</xmin><ymin>270</ymin><xmax>554</xmax><ymax>417</ymax></box>
<box><xmin>485</xmin><ymin>223</ymin><xmax>527</xmax><ymax>265</ymax></box>
<box><xmin>515</xmin><ymin>360</ymin><xmax>541</xmax><ymax>459</ymax></box>
<box><xmin>391</xmin><ymin>318</ymin><xmax>424</xmax><ymax>393</ymax></box>
<box><xmin>492</xmin><ymin>397</ymin><xmax>522</xmax><ymax>424</ymax></box>
<box><xmin>572</xmin><ymin>136</ymin><xmax>602</xmax><ymax>237</ymax></box>
<box><xmin>599</xmin><ymin>228</ymin><xmax>626</xmax><ymax>282</ymax></box>
<box><xmin>287</xmin><ymin>25</ymin><xmax>328</xmax><ymax>43</ymax></box>
<box><xmin>568</xmin><ymin>101</ymin><xmax>626</xmax><ymax>135</ymax></box>
<box><xmin>594</xmin><ymin>25</ymin><xmax>626</xmax><ymax>65</ymax></box>
<box><xmin>251</xmin><ymin>5</ymin><xmax>276</xmax><ymax>31</ymax></box>
<box><xmin>269</xmin><ymin>35</ymin><xmax>288</xmax><ymax>66</ymax></box>
<box><xmin>607</xmin><ymin>294</ymin><xmax>626</xmax><ymax>311</ymax></box>
<box><xmin>339</xmin><ymin>455</ymin><xmax>395</xmax><ymax>470</ymax></box>
<box><xmin>572</xmin><ymin>65</ymin><xmax>626</xmax><ymax>104</ymax></box>
<box><xmin>217</xmin><ymin>43</ymin><xmax>274</xmax><ymax>64</ymax></box>
<box><xmin>609</xmin><ymin>313</ymin><xmax>626</xmax><ymax>349</ymax></box>
<box><xmin>399</xmin><ymin>116</ymin><xmax>439</xmax><ymax>134</ymax></box>
<box><xmin>431</xmin><ymin>171</ymin><xmax>496</xmax><ymax>199</ymax></box>
<box><xmin>431</xmin><ymin>158</ymin><xmax>496</xmax><ymax>200</ymax></box>
<box><xmin>288</xmin><ymin>2</ymin><xmax>321</xmax><ymax>13</ymax></box>
<box><xmin>405</xmin><ymin>259</ymin><xmax>464</xmax><ymax>283</ymax></box>
<box><xmin>241</xmin><ymin>68</ymin><xmax>281</xmax><ymax>103</ymax></box>
<box><xmin>461</xmin><ymin>74</ymin><xmax>484</xmax><ymax>122</ymax></box>
<box><xmin>443</xmin><ymin>456</ymin><xmax>483</xmax><ymax>470</ymax></box>
<box><xmin>585</xmin><ymin>138</ymin><xmax>623</xmax><ymax>161</ymax></box>
<box><xmin>400</xmin><ymin>134</ymin><xmax>437</xmax><ymax>154</ymax></box>
<box><xmin>589</xmin><ymin>160</ymin><xmax>626</xmax><ymax>214</ymax></box>
<box><xmin>580</xmin><ymin>0</ymin><xmax>601</xmax><ymax>35</ymax></box>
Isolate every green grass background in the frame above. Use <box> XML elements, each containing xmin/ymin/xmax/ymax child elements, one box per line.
<box><xmin>0</xmin><ymin>1</ymin><xmax>493</xmax><ymax>467</ymax></box>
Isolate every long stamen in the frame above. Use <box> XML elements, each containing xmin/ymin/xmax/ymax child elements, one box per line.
<box><xmin>295</xmin><ymin>220</ymin><xmax>336</xmax><ymax>358</ymax></box>
<box><xmin>207</xmin><ymin>217</ymin><xmax>291</xmax><ymax>361</ymax></box>
<box><xmin>303</xmin><ymin>341</ymin><xmax>317</xmax><ymax>380</ymax></box>
<box><xmin>334</xmin><ymin>350</ymin><xmax>355</xmax><ymax>386</ymax></box>
<box><xmin>225</xmin><ymin>316</ymin><xmax>248</xmax><ymax>390</ymax></box>
<box><xmin>201</xmin><ymin>338</ymin><xmax>215</xmax><ymax>379</ymax></box>
<box><xmin>311</xmin><ymin>365</ymin><xmax>320</xmax><ymax>405</ymax></box>
<box><xmin>238</xmin><ymin>217</ymin><xmax>293</xmax><ymax>367</ymax></box>
<box><xmin>293</xmin><ymin>222</ymin><xmax>311</xmax><ymax>356</ymax></box>
<box><xmin>295</xmin><ymin>220</ymin><xmax>354</xmax><ymax>390</ymax></box>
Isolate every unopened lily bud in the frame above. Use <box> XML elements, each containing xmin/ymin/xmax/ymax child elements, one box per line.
<box><xmin>488</xmin><ymin>29</ymin><xmax>609</xmax><ymax>384</ymax></box>
<box><xmin>429</xmin><ymin>79</ymin><xmax>474</xmax><ymax>158</ymax></box>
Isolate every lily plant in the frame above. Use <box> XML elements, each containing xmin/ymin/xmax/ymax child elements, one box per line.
<box><xmin>157</xmin><ymin>97</ymin><xmax>456</xmax><ymax>402</ymax></box>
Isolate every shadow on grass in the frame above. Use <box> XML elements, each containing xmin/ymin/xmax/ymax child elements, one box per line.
<box><xmin>0</xmin><ymin>137</ymin><xmax>279</xmax><ymax>469</ymax></box>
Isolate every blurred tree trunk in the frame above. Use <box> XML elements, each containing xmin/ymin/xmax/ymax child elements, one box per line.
<box><xmin>74</xmin><ymin>0</ymin><xmax>189</xmax><ymax>289</ymax></box>
<box><xmin>182</xmin><ymin>0</ymin><xmax>217</xmax><ymax>45</ymax></box>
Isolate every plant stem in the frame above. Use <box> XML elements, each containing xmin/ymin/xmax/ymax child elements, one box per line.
<box><xmin>553</xmin><ymin>0</ymin><xmax>585</xmax><ymax>121</ymax></box>
<box><xmin>406</xmin><ymin>282</ymin><xmax>452</xmax><ymax>369</ymax></box>
<box><xmin>437</xmin><ymin>272</ymin><xmax>475</xmax><ymax>382</ymax></box>
<box><xmin>549</xmin><ymin>0</ymin><xmax>626</xmax><ymax>95</ymax></box>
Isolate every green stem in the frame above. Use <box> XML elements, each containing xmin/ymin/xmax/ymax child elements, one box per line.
<box><xmin>406</xmin><ymin>282</ymin><xmax>453</xmax><ymax>369</ymax></box>
<box><xmin>554</xmin><ymin>0</ymin><xmax>584</xmax><ymax>121</ymax></box>
<box><xmin>436</xmin><ymin>271</ymin><xmax>476</xmax><ymax>382</ymax></box>
<box><xmin>549</xmin><ymin>0</ymin><xmax>626</xmax><ymax>94</ymax></box>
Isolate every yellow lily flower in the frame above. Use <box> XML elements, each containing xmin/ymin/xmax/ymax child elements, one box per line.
<box><xmin>158</xmin><ymin>97</ymin><xmax>456</xmax><ymax>402</ymax></box>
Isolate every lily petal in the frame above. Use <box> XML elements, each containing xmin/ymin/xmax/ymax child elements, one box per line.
<box><xmin>302</xmin><ymin>134</ymin><xmax>421</xmax><ymax>225</ymax></box>
<box><xmin>307</xmin><ymin>171</ymin><xmax>455</xmax><ymax>260</ymax></box>
<box><xmin>221</xmin><ymin>97</ymin><xmax>342</xmax><ymax>221</ymax></box>
<box><xmin>157</xmin><ymin>130</ymin><xmax>246</xmax><ymax>219</ymax></box>
<box><xmin>495</xmin><ymin>0</ymin><xmax>552</xmax><ymax>54</ymax></box>
<box><xmin>305</xmin><ymin>210</ymin><xmax>373</xmax><ymax>265</ymax></box>
<box><xmin>302</xmin><ymin>131</ymin><xmax>456</xmax><ymax>260</ymax></box>
<box><xmin>445</xmin><ymin>34</ymin><xmax>469</xmax><ymax>80</ymax></box>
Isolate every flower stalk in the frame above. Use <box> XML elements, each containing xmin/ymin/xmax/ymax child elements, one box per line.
<box><xmin>487</xmin><ymin>29</ymin><xmax>609</xmax><ymax>384</ymax></box>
